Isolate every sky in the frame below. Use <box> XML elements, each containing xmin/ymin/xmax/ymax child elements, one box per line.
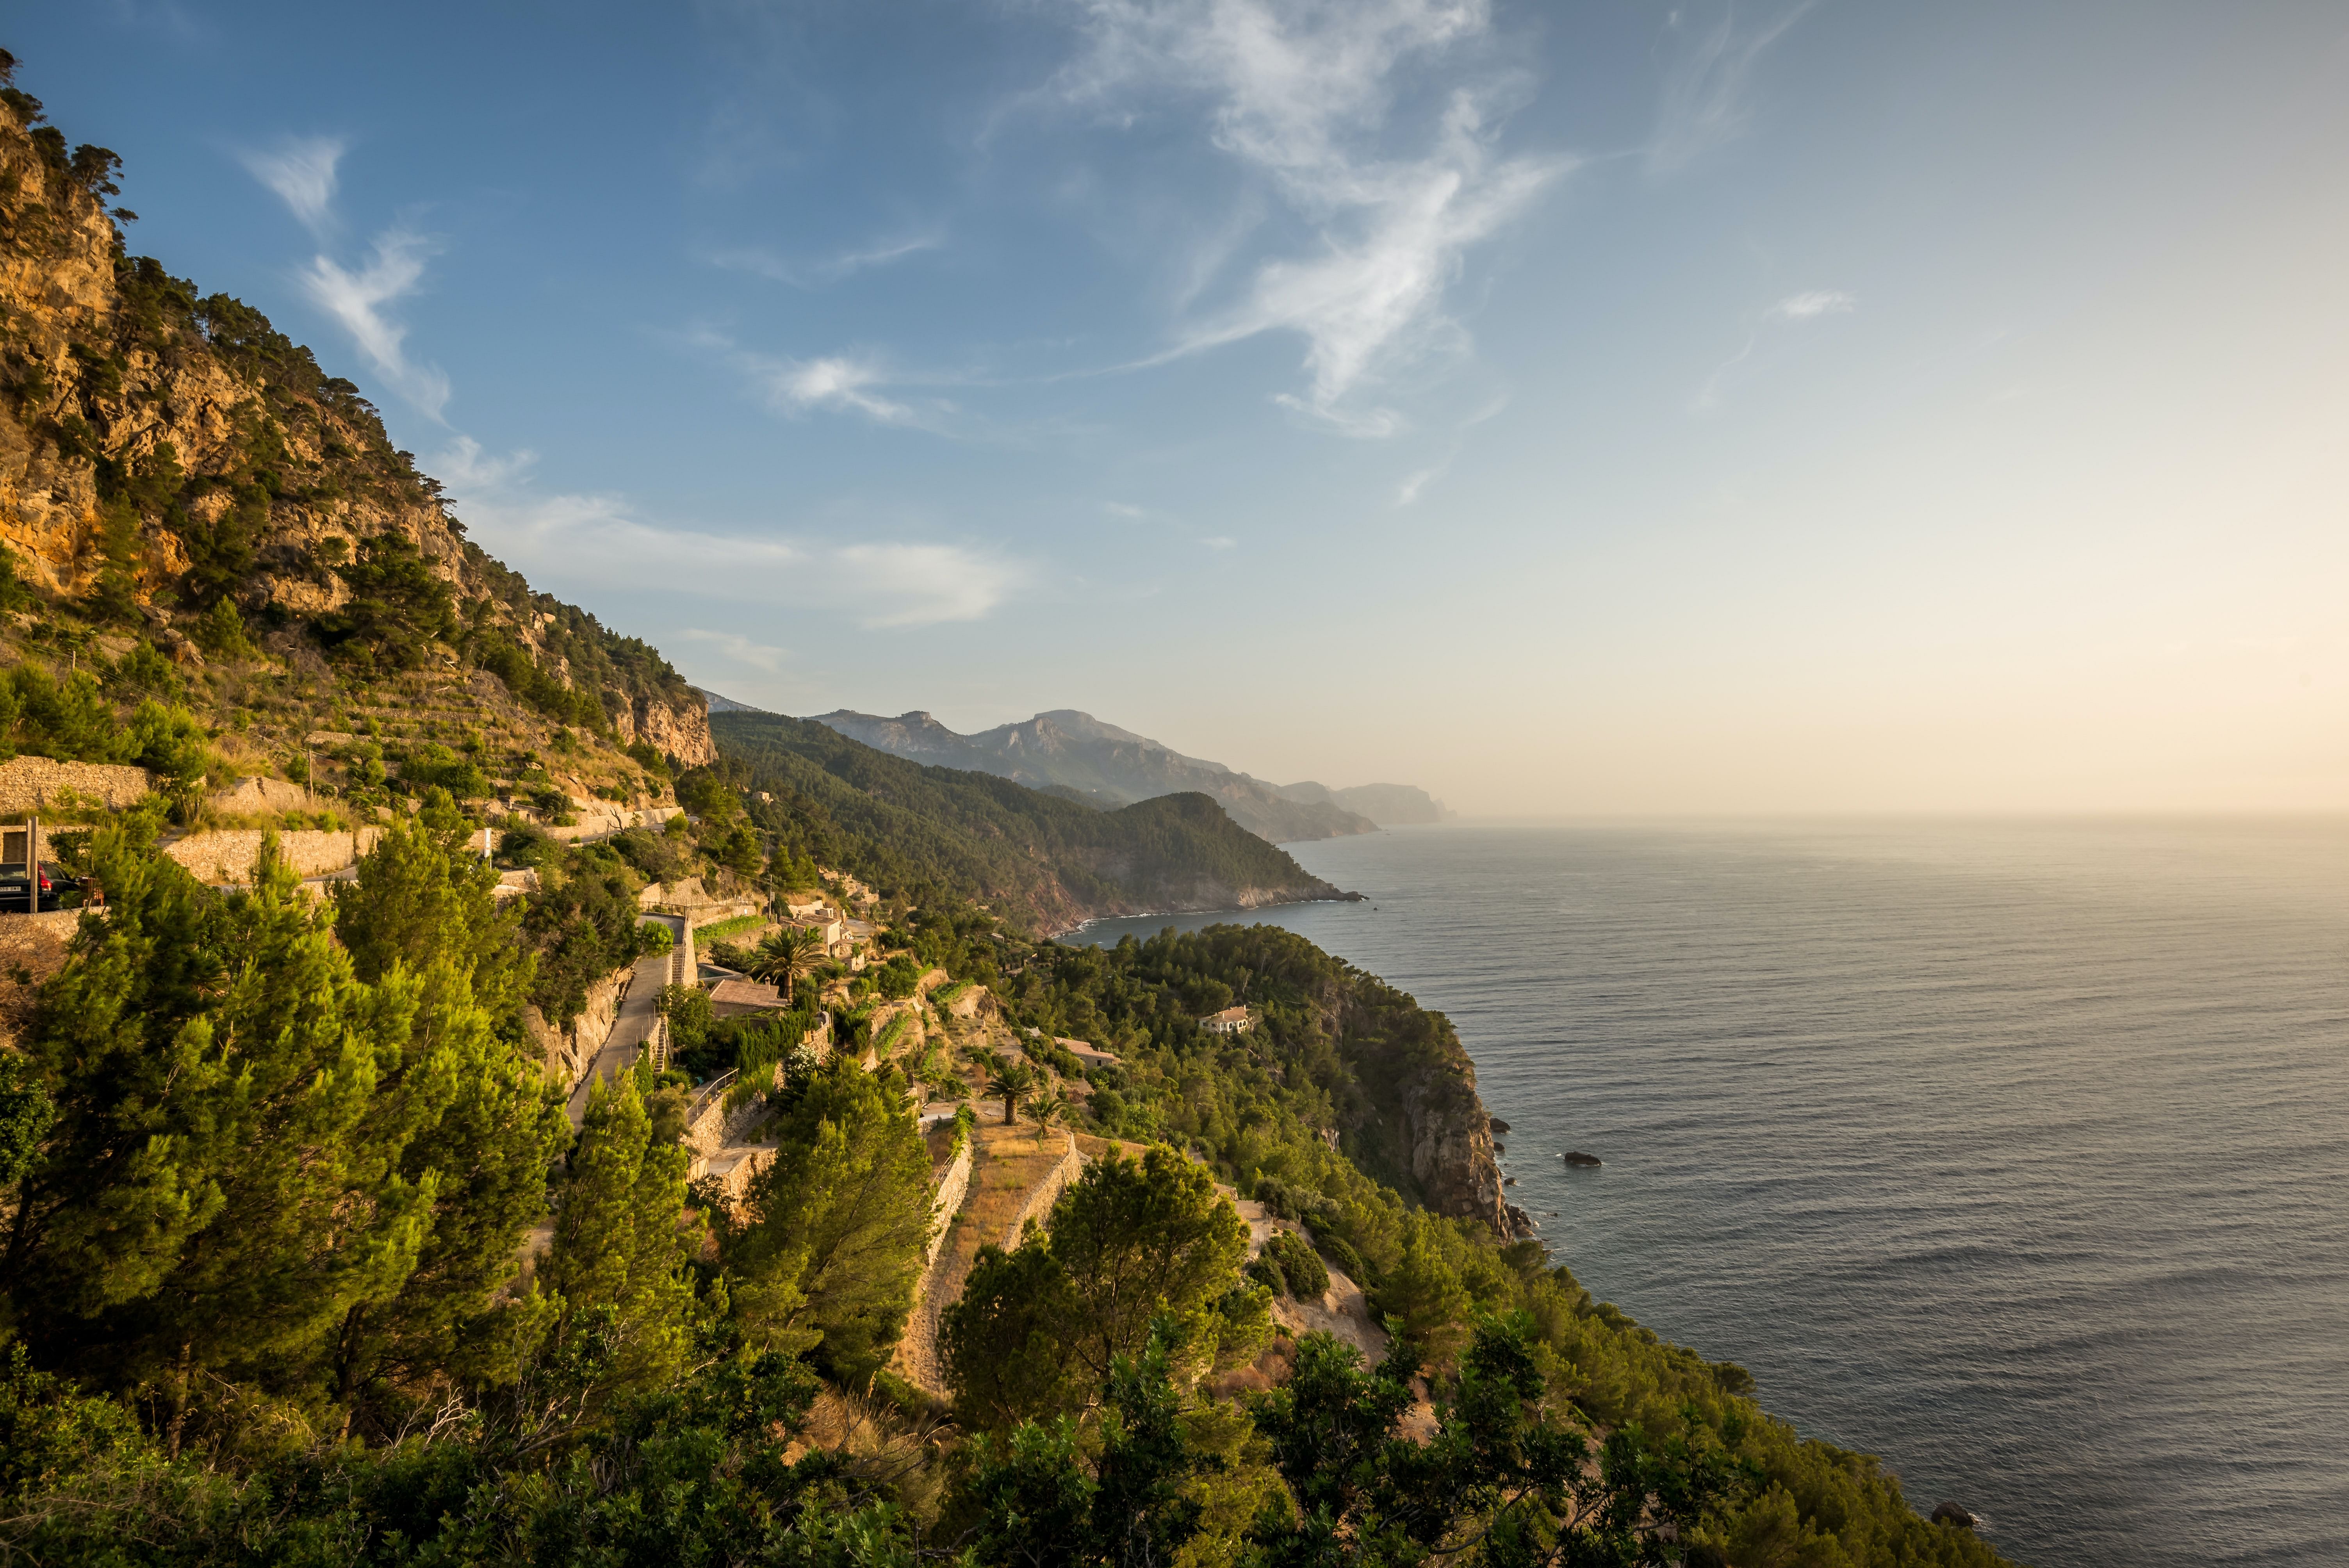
<box><xmin>13</xmin><ymin>2</ymin><xmax>2349</xmax><ymax>815</ymax></box>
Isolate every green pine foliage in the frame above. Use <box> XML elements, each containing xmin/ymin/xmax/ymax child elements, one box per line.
<box><xmin>2</xmin><ymin>815</ymin><xmax>562</xmax><ymax>1454</ymax></box>
<box><xmin>540</xmin><ymin>1068</ymin><xmax>702</xmax><ymax>1403</ymax></box>
<box><xmin>718</xmin><ymin>1053</ymin><xmax>934</xmax><ymax>1380</ymax></box>
<box><xmin>519</xmin><ymin>842</ymin><xmax>655</xmax><ymax>1031</ymax></box>
<box><xmin>944</xmin><ymin>1146</ymin><xmax>1255</xmax><ymax>1430</ymax></box>
<box><xmin>0</xmin><ymin>661</ymin><xmax>217</xmax><ymax>813</ymax></box>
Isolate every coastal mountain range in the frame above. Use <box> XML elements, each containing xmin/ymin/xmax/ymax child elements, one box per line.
<box><xmin>699</xmin><ymin>695</ymin><xmax>1452</xmax><ymax>843</ymax></box>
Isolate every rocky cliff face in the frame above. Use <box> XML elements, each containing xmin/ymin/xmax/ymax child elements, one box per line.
<box><xmin>0</xmin><ymin>85</ymin><xmax>711</xmax><ymax>766</ymax></box>
<box><xmin>1397</xmin><ymin>1061</ymin><xmax>1516</xmax><ymax>1238</ymax></box>
<box><xmin>1330</xmin><ymin>979</ymin><xmax>1520</xmax><ymax>1240</ymax></box>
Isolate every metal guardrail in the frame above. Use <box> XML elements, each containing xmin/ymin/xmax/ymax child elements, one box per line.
<box><xmin>683</xmin><ymin>1067</ymin><xmax>738</xmax><ymax>1126</ymax></box>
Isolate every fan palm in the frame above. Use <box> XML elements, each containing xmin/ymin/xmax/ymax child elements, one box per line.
<box><xmin>986</xmin><ymin>1060</ymin><xmax>1035</xmax><ymax>1125</ymax></box>
<box><xmin>1026</xmin><ymin>1087</ymin><xmax>1069</xmax><ymax>1148</ymax></box>
<box><xmin>750</xmin><ymin>925</ymin><xmax>826</xmax><ymax>1002</ymax></box>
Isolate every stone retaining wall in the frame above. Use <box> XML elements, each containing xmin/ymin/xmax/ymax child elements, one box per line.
<box><xmin>538</xmin><ymin>804</ymin><xmax>682</xmax><ymax>843</ymax></box>
<box><xmin>0</xmin><ymin>757</ymin><xmax>153</xmax><ymax>812</ymax></box>
<box><xmin>162</xmin><ymin>827</ymin><xmax>386</xmax><ymax>884</ymax></box>
<box><xmin>925</xmin><ymin>1135</ymin><xmax>974</xmax><ymax>1268</ymax></box>
<box><xmin>524</xmin><ymin>960</ymin><xmax>634</xmax><ymax>1085</ymax></box>
<box><xmin>683</xmin><ymin>1062</ymin><xmax>784</xmax><ymax>1161</ymax></box>
<box><xmin>1000</xmin><ymin>1130</ymin><xmax>1083</xmax><ymax>1248</ymax></box>
<box><xmin>0</xmin><ymin>909</ymin><xmax>88</xmax><ymax>1047</ymax></box>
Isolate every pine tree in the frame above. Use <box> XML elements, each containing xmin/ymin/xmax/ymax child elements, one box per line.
<box><xmin>723</xmin><ymin>1052</ymin><xmax>931</xmax><ymax>1379</ymax></box>
<box><xmin>6</xmin><ymin>827</ymin><xmax>440</xmax><ymax>1450</ymax></box>
<box><xmin>539</xmin><ymin>1067</ymin><xmax>700</xmax><ymax>1401</ymax></box>
<box><xmin>324</xmin><ymin>796</ymin><xmax>568</xmax><ymax>1424</ymax></box>
<box><xmin>333</xmin><ymin>788</ymin><xmax>531</xmax><ymax>1035</ymax></box>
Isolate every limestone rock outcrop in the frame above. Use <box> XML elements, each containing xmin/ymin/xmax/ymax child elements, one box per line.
<box><xmin>0</xmin><ymin>93</ymin><xmax>713</xmax><ymax>767</ymax></box>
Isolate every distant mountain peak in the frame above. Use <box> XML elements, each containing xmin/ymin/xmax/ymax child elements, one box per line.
<box><xmin>696</xmin><ymin>688</ymin><xmax>770</xmax><ymax>715</ymax></box>
<box><xmin>809</xmin><ymin>707</ymin><xmax>1449</xmax><ymax>839</ymax></box>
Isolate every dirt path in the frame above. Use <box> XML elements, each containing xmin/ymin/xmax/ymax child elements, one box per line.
<box><xmin>893</xmin><ymin>1119</ymin><xmax>1081</xmax><ymax>1396</ymax></box>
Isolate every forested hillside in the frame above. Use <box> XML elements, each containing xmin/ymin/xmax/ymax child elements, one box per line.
<box><xmin>0</xmin><ymin>813</ymin><xmax>2019</xmax><ymax>1567</ymax></box>
<box><xmin>814</xmin><ymin>706</ymin><xmax>1386</xmax><ymax>843</ymax></box>
<box><xmin>712</xmin><ymin>709</ymin><xmax>1353</xmax><ymax>932</ymax></box>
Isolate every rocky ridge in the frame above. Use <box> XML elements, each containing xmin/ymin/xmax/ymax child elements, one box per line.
<box><xmin>814</xmin><ymin>707</ymin><xmax>1394</xmax><ymax>844</ymax></box>
<box><xmin>0</xmin><ymin>83</ymin><xmax>710</xmax><ymax>766</ymax></box>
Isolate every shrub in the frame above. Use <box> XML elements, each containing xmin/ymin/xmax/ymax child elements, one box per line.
<box><xmin>401</xmin><ymin>742</ymin><xmax>490</xmax><ymax>800</ymax></box>
<box><xmin>1310</xmin><ymin>1226</ymin><xmax>1370</xmax><ymax>1284</ymax></box>
<box><xmin>1263</xmin><ymin>1229</ymin><xmax>1328</xmax><ymax>1299</ymax></box>
<box><xmin>874</xmin><ymin>954</ymin><xmax>921</xmax><ymax>1000</ymax></box>
<box><xmin>191</xmin><ymin>598</ymin><xmax>257</xmax><ymax>659</ymax></box>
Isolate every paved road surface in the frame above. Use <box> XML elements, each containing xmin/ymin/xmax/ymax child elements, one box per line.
<box><xmin>565</xmin><ymin>913</ymin><xmax>687</xmax><ymax>1128</ymax></box>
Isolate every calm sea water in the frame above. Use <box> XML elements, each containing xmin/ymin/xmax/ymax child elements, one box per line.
<box><xmin>1076</xmin><ymin>820</ymin><xmax>2349</xmax><ymax>1568</ymax></box>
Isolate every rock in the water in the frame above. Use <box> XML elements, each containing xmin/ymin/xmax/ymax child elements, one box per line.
<box><xmin>1492</xmin><ymin>1140</ymin><xmax>1506</xmax><ymax>1155</ymax></box>
<box><xmin>1488</xmin><ymin>1117</ymin><xmax>1511</xmax><ymax>1135</ymax></box>
<box><xmin>1930</xmin><ymin>1502</ymin><xmax>1976</xmax><ymax>1530</ymax></box>
<box><xmin>1562</xmin><ymin>1151</ymin><xmax>1602</xmax><ymax>1167</ymax></box>
<box><xmin>1505</xmin><ymin>1203</ymin><xmax>1537</xmax><ymax>1236</ymax></box>
<box><xmin>1503</xmin><ymin>1176</ymin><xmax>1517</xmax><ymax>1187</ymax></box>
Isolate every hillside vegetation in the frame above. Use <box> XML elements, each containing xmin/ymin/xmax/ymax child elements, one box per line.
<box><xmin>713</xmin><ymin>709</ymin><xmax>1354</xmax><ymax>932</ymax></box>
<box><xmin>1</xmin><ymin>823</ymin><xmax>2020</xmax><ymax>1568</ymax></box>
<box><xmin>813</xmin><ymin>707</ymin><xmax>1385</xmax><ymax>842</ymax></box>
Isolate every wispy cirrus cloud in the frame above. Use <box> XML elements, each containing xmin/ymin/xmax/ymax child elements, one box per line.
<box><xmin>239</xmin><ymin>135</ymin><xmax>346</xmax><ymax>236</ymax></box>
<box><xmin>711</xmin><ymin>232</ymin><xmax>943</xmax><ymax>288</ymax></box>
<box><xmin>690</xmin><ymin>331</ymin><xmax>983</xmax><ymax>435</ymax></box>
<box><xmin>680</xmin><ymin>628</ymin><xmax>791</xmax><ymax>673</ymax></box>
<box><xmin>436</xmin><ymin>439</ymin><xmax>1022</xmax><ymax>629</ymax></box>
<box><xmin>241</xmin><ymin>137</ymin><xmax>451</xmax><ymax>419</ymax></box>
<box><xmin>1695</xmin><ymin>287</ymin><xmax>1856</xmax><ymax>410</ymax></box>
<box><xmin>299</xmin><ymin>230</ymin><xmax>451</xmax><ymax>419</ymax></box>
<box><xmin>1647</xmin><ymin>1</ymin><xmax>1815</xmax><ymax>174</ymax></box>
<box><xmin>834</xmin><ymin>543</ymin><xmax>1021</xmax><ymax>627</ymax></box>
<box><xmin>1770</xmin><ymin>289</ymin><xmax>1854</xmax><ymax>321</ymax></box>
<box><xmin>761</xmin><ymin>354</ymin><xmax>922</xmax><ymax>425</ymax></box>
<box><xmin>1392</xmin><ymin>389</ymin><xmax>1509</xmax><ymax>504</ymax></box>
<box><xmin>1046</xmin><ymin>0</ymin><xmax>1568</xmax><ymax>436</ymax></box>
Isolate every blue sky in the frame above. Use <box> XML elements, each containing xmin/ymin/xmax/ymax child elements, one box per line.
<box><xmin>15</xmin><ymin>2</ymin><xmax>2349</xmax><ymax>812</ymax></box>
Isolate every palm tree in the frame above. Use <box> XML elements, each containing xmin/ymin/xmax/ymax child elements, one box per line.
<box><xmin>986</xmin><ymin>1061</ymin><xmax>1035</xmax><ymax>1125</ymax></box>
<box><xmin>750</xmin><ymin>925</ymin><xmax>825</xmax><ymax>1003</ymax></box>
<box><xmin>1026</xmin><ymin>1087</ymin><xmax>1069</xmax><ymax>1148</ymax></box>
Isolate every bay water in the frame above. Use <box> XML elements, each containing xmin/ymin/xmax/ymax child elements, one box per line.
<box><xmin>1074</xmin><ymin>820</ymin><xmax>2349</xmax><ymax>1566</ymax></box>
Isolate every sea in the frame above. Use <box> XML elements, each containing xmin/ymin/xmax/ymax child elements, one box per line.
<box><xmin>1073</xmin><ymin>819</ymin><xmax>2349</xmax><ymax>1568</ymax></box>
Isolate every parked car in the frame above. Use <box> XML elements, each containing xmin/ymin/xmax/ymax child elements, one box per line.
<box><xmin>0</xmin><ymin>861</ymin><xmax>82</xmax><ymax>912</ymax></box>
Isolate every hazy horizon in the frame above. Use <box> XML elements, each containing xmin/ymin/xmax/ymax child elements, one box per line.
<box><xmin>19</xmin><ymin>1</ymin><xmax>2346</xmax><ymax>816</ymax></box>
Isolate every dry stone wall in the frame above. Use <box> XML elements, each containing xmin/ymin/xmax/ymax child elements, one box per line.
<box><xmin>162</xmin><ymin>827</ymin><xmax>386</xmax><ymax>884</ymax></box>
<box><xmin>0</xmin><ymin>757</ymin><xmax>154</xmax><ymax>813</ymax></box>
<box><xmin>525</xmin><ymin>960</ymin><xmax>634</xmax><ymax>1085</ymax></box>
<box><xmin>0</xmin><ymin>909</ymin><xmax>85</xmax><ymax>1046</ymax></box>
<box><xmin>925</xmin><ymin>1136</ymin><xmax>974</xmax><ymax>1268</ymax></box>
<box><xmin>1000</xmin><ymin>1130</ymin><xmax>1084</xmax><ymax>1248</ymax></box>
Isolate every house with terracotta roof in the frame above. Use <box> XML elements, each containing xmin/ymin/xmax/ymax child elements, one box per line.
<box><xmin>1201</xmin><ymin>1006</ymin><xmax>1251</xmax><ymax>1035</ymax></box>
<box><xmin>708</xmin><ymin>976</ymin><xmax>786</xmax><ymax>1017</ymax></box>
<box><xmin>1057</xmin><ymin>1037</ymin><xmax>1122</xmax><ymax>1069</ymax></box>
